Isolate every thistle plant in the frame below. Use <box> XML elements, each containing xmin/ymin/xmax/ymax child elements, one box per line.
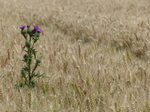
<box><xmin>19</xmin><ymin>25</ymin><xmax>44</xmax><ymax>88</ymax></box>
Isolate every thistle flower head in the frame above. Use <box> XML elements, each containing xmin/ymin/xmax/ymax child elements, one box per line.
<box><xmin>34</xmin><ymin>25</ymin><xmax>43</xmax><ymax>33</ymax></box>
<box><xmin>37</xmin><ymin>28</ymin><xmax>43</xmax><ymax>33</ymax></box>
<box><xmin>19</xmin><ymin>25</ymin><xmax>26</xmax><ymax>29</ymax></box>
<box><xmin>34</xmin><ymin>26</ymin><xmax>39</xmax><ymax>30</ymax></box>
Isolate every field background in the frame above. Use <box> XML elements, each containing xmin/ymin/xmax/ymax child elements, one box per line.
<box><xmin>0</xmin><ymin>0</ymin><xmax>150</xmax><ymax>111</ymax></box>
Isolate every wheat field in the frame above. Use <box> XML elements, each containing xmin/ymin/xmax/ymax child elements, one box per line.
<box><xmin>1</xmin><ymin>0</ymin><xmax>150</xmax><ymax>111</ymax></box>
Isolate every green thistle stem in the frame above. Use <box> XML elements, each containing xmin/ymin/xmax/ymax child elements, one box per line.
<box><xmin>28</xmin><ymin>38</ymin><xmax>32</xmax><ymax>85</ymax></box>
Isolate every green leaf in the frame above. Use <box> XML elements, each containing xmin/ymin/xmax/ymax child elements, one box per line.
<box><xmin>23</xmin><ymin>54</ymin><xmax>32</xmax><ymax>64</ymax></box>
<box><xmin>35</xmin><ymin>32</ymin><xmax>40</xmax><ymax>37</ymax></box>
<box><xmin>26</xmin><ymin>80</ymin><xmax>36</xmax><ymax>88</ymax></box>
<box><xmin>33</xmin><ymin>73</ymin><xmax>44</xmax><ymax>78</ymax></box>
<box><xmin>21</xmin><ymin>69</ymin><xmax>26</xmax><ymax>77</ymax></box>
<box><xmin>21</xmin><ymin>67</ymin><xmax>28</xmax><ymax>78</ymax></box>
<box><xmin>33</xmin><ymin>34</ymin><xmax>39</xmax><ymax>43</ymax></box>
<box><xmin>19</xmin><ymin>83</ymin><xmax>25</xmax><ymax>88</ymax></box>
<box><xmin>30</xmin><ymin>48</ymin><xmax>37</xmax><ymax>59</ymax></box>
<box><xmin>23</xmin><ymin>54</ymin><xmax>28</xmax><ymax>63</ymax></box>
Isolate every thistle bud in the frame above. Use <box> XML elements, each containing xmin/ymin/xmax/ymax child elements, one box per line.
<box><xmin>21</xmin><ymin>29</ymin><xmax>27</xmax><ymax>39</ymax></box>
<box><xmin>27</xmin><ymin>25</ymin><xmax>30</xmax><ymax>28</ymax></box>
<box><xmin>28</xmin><ymin>29</ymin><xmax>33</xmax><ymax>34</ymax></box>
<box><xmin>27</xmin><ymin>25</ymin><xmax>33</xmax><ymax>36</ymax></box>
<box><xmin>25</xmin><ymin>41</ymin><xmax>30</xmax><ymax>48</ymax></box>
<box><xmin>23</xmin><ymin>54</ymin><xmax>28</xmax><ymax>59</ymax></box>
<box><xmin>36</xmin><ymin>59</ymin><xmax>41</xmax><ymax>64</ymax></box>
<box><xmin>21</xmin><ymin>29</ymin><xmax>27</xmax><ymax>35</ymax></box>
<box><xmin>19</xmin><ymin>25</ymin><xmax>27</xmax><ymax>37</ymax></box>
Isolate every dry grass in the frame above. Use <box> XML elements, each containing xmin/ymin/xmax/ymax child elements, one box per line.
<box><xmin>1</xmin><ymin>0</ymin><xmax>150</xmax><ymax>111</ymax></box>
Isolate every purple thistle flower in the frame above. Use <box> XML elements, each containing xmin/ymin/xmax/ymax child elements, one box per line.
<box><xmin>34</xmin><ymin>26</ymin><xmax>39</xmax><ymax>30</ymax></box>
<box><xmin>19</xmin><ymin>25</ymin><xmax>26</xmax><ymax>29</ymax></box>
<box><xmin>37</xmin><ymin>28</ymin><xmax>43</xmax><ymax>33</ymax></box>
<box><xmin>34</xmin><ymin>25</ymin><xmax>43</xmax><ymax>33</ymax></box>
